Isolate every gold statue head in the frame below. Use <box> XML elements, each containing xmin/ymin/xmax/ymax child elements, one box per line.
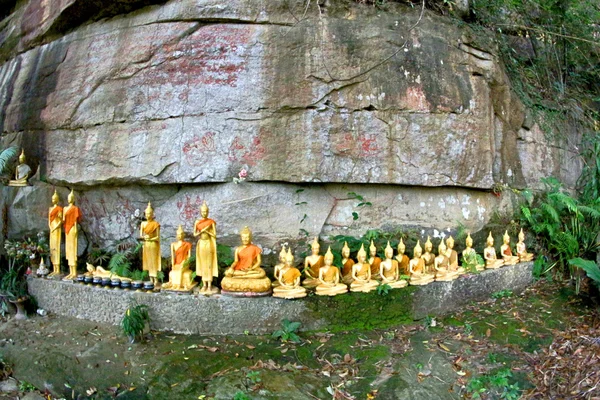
<box><xmin>311</xmin><ymin>237</ymin><xmax>320</xmax><ymax>254</ymax></box>
<box><xmin>68</xmin><ymin>189</ymin><xmax>75</xmax><ymax>204</ymax></box>
<box><xmin>51</xmin><ymin>190</ymin><xmax>59</xmax><ymax>205</ymax></box>
<box><xmin>200</xmin><ymin>201</ymin><xmax>209</xmax><ymax>218</ymax></box>
<box><xmin>18</xmin><ymin>149</ymin><xmax>25</xmax><ymax>164</ymax></box>
<box><xmin>425</xmin><ymin>236</ymin><xmax>433</xmax><ymax>252</ymax></box>
<box><xmin>176</xmin><ymin>225</ymin><xmax>185</xmax><ymax>240</ymax></box>
<box><xmin>438</xmin><ymin>239</ymin><xmax>447</xmax><ymax>255</ymax></box>
<box><xmin>466</xmin><ymin>232</ymin><xmax>473</xmax><ymax>248</ymax></box>
<box><xmin>384</xmin><ymin>241</ymin><xmax>393</xmax><ymax>259</ymax></box>
<box><xmin>357</xmin><ymin>244</ymin><xmax>367</xmax><ymax>263</ymax></box>
<box><xmin>369</xmin><ymin>240</ymin><xmax>377</xmax><ymax>256</ymax></box>
<box><xmin>324</xmin><ymin>246</ymin><xmax>334</xmax><ymax>265</ymax></box>
<box><xmin>503</xmin><ymin>230</ymin><xmax>511</xmax><ymax>244</ymax></box>
<box><xmin>413</xmin><ymin>240</ymin><xmax>422</xmax><ymax>258</ymax></box>
<box><xmin>145</xmin><ymin>202</ymin><xmax>154</xmax><ymax>219</ymax></box>
<box><xmin>487</xmin><ymin>231</ymin><xmax>494</xmax><ymax>246</ymax></box>
<box><xmin>240</xmin><ymin>226</ymin><xmax>252</xmax><ymax>245</ymax></box>
<box><xmin>446</xmin><ymin>235</ymin><xmax>454</xmax><ymax>249</ymax></box>
<box><xmin>397</xmin><ymin>238</ymin><xmax>406</xmax><ymax>254</ymax></box>
<box><xmin>279</xmin><ymin>245</ymin><xmax>288</xmax><ymax>262</ymax></box>
<box><xmin>285</xmin><ymin>248</ymin><xmax>294</xmax><ymax>266</ymax></box>
<box><xmin>342</xmin><ymin>241</ymin><xmax>350</xmax><ymax>258</ymax></box>
<box><xmin>518</xmin><ymin>228</ymin><xmax>525</xmax><ymax>242</ymax></box>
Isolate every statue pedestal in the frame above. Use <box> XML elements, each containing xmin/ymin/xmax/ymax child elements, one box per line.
<box><xmin>162</xmin><ymin>282</ymin><xmax>198</xmax><ymax>295</ymax></box>
<box><xmin>221</xmin><ymin>289</ymin><xmax>272</xmax><ymax>298</ymax></box>
<box><xmin>220</xmin><ymin>276</ymin><xmax>271</xmax><ymax>294</ymax></box>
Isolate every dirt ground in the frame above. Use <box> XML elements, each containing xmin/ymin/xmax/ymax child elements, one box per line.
<box><xmin>0</xmin><ymin>279</ymin><xmax>598</xmax><ymax>400</ymax></box>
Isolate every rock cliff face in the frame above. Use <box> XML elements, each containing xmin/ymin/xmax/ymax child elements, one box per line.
<box><xmin>0</xmin><ymin>0</ymin><xmax>581</xmax><ymax>257</ymax></box>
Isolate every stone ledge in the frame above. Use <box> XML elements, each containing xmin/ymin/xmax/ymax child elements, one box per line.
<box><xmin>27</xmin><ymin>262</ymin><xmax>533</xmax><ymax>334</ymax></box>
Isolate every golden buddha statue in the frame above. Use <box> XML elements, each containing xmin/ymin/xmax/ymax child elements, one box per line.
<box><xmin>349</xmin><ymin>244</ymin><xmax>378</xmax><ymax>293</ymax></box>
<box><xmin>316</xmin><ymin>247</ymin><xmax>348</xmax><ymax>296</ymax></box>
<box><xmin>48</xmin><ymin>190</ymin><xmax>63</xmax><ymax>277</ymax></box>
<box><xmin>421</xmin><ymin>236</ymin><xmax>435</xmax><ymax>274</ymax></box>
<box><xmin>395</xmin><ymin>238</ymin><xmax>410</xmax><ymax>276</ymax></box>
<box><xmin>140</xmin><ymin>202</ymin><xmax>161</xmax><ymax>286</ymax></box>
<box><xmin>409</xmin><ymin>241</ymin><xmax>434</xmax><ymax>285</ymax></box>
<box><xmin>193</xmin><ymin>201</ymin><xmax>218</xmax><ymax>294</ymax></box>
<box><xmin>222</xmin><ymin>226</ymin><xmax>271</xmax><ymax>294</ymax></box>
<box><xmin>435</xmin><ymin>240</ymin><xmax>459</xmax><ymax>281</ymax></box>
<box><xmin>272</xmin><ymin>245</ymin><xmax>288</xmax><ymax>288</ymax></box>
<box><xmin>462</xmin><ymin>233</ymin><xmax>484</xmax><ymax>272</ymax></box>
<box><xmin>341</xmin><ymin>241</ymin><xmax>355</xmax><ymax>285</ymax></box>
<box><xmin>8</xmin><ymin>149</ymin><xmax>31</xmax><ymax>187</ymax></box>
<box><xmin>368</xmin><ymin>240</ymin><xmax>382</xmax><ymax>280</ymax></box>
<box><xmin>516</xmin><ymin>228</ymin><xmax>534</xmax><ymax>262</ymax></box>
<box><xmin>302</xmin><ymin>237</ymin><xmax>324</xmax><ymax>289</ymax></box>
<box><xmin>379</xmin><ymin>241</ymin><xmax>407</xmax><ymax>289</ymax></box>
<box><xmin>273</xmin><ymin>249</ymin><xmax>307</xmax><ymax>299</ymax></box>
<box><xmin>500</xmin><ymin>230</ymin><xmax>519</xmax><ymax>265</ymax></box>
<box><xmin>445</xmin><ymin>236</ymin><xmax>459</xmax><ymax>269</ymax></box>
<box><xmin>85</xmin><ymin>263</ymin><xmax>130</xmax><ymax>281</ymax></box>
<box><xmin>484</xmin><ymin>232</ymin><xmax>504</xmax><ymax>269</ymax></box>
<box><xmin>62</xmin><ymin>190</ymin><xmax>82</xmax><ymax>280</ymax></box>
<box><xmin>163</xmin><ymin>225</ymin><xmax>195</xmax><ymax>291</ymax></box>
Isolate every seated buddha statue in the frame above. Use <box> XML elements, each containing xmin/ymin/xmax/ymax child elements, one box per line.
<box><xmin>162</xmin><ymin>225</ymin><xmax>195</xmax><ymax>291</ymax></box>
<box><xmin>395</xmin><ymin>238</ymin><xmax>410</xmax><ymax>276</ymax></box>
<box><xmin>500</xmin><ymin>230</ymin><xmax>519</xmax><ymax>266</ymax></box>
<box><xmin>409</xmin><ymin>241</ymin><xmax>434</xmax><ymax>285</ymax></box>
<box><xmin>368</xmin><ymin>240</ymin><xmax>382</xmax><ymax>280</ymax></box>
<box><xmin>434</xmin><ymin>240</ymin><xmax>459</xmax><ymax>281</ymax></box>
<box><xmin>272</xmin><ymin>245</ymin><xmax>288</xmax><ymax>288</ymax></box>
<box><xmin>316</xmin><ymin>247</ymin><xmax>348</xmax><ymax>296</ymax></box>
<box><xmin>340</xmin><ymin>241</ymin><xmax>355</xmax><ymax>285</ymax></box>
<box><xmin>462</xmin><ymin>233</ymin><xmax>484</xmax><ymax>272</ymax></box>
<box><xmin>8</xmin><ymin>149</ymin><xmax>32</xmax><ymax>187</ymax></box>
<box><xmin>484</xmin><ymin>232</ymin><xmax>504</xmax><ymax>269</ymax></box>
<box><xmin>221</xmin><ymin>226</ymin><xmax>272</xmax><ymax>295</ymax></box>
<box><xmin>349</xmin><ymin>244</ymin><xmax>379</xmax><ymax>293</ymax></box>
<box><xmin>445</xmin><ymin>235</ymin><xmax>465</xmax><ymax>274</ymax></box>
<box><xmin>379</xmin><ymin>241</ymin><xmax>407</xmax><ymax>289</ymax></box>
<box><xmin>273</xmin><ymin>249</ymin><xmax>307</xmax><ymax>299</ymax></box>
<box><xmin>302</xmin><ymin>237</ymin><xmax>324</xmax><ymax>289</ymax></box>
<box><xmin>516</xmin><ymin>228</ymin><xmax>534</xmax><ymax>262</ymax></box>
<box><xmin>421</xmin><ymin>236</ymin><xmax>436</xmax><ymax>275</ymax></box>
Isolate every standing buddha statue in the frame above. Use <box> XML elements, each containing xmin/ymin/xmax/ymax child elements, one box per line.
<box><xmin>63</xmin><ymin>190</ymin><xmax>82</xmax><ymax>280</ymax></box>
<box><xmin>48</xmin><ymin>190</ymin><xmax>63</xmax><ymax>277</ymax></box>
<box><xmin>193</xmin><ymin>201</ymin><xmax>218</xmax><ymax>294</ymax></box>
<box><xmin>140</xmin><ymin>202</ymin><xmax>161</xmax><ymax>286</ymax></box>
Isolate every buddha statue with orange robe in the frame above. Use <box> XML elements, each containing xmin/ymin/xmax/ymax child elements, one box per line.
<box><xmin>421</xmin><ymin>236</ymin><xmax>436</xmax><ymax>275</ymax></box>
<box><xmin>368</xmin><ymin>240</ymin><xmax>382</xmax><ymax>280</ymax></box>
<box><xmin>302</xmin><ymin>237</ymin><xmax>324</xmax><ymax>289</ymax></box>
<box><xmin>272</xmin><ymin>245</ymin><xmax>288</xmax><ymax>288</ymax></box>
<box><xmin>500</xmin><ymin>230</ymin><xmax>519</xmax><ymax>266</ymax></box>
<box><xmin>462</xmin><ymin>233</ymin><xmax>484</xmax><ymax>272</ymax></box>
<box><xmin>273</xmin><ymin>249</ymin><xmax>306</xmax><ymax>299</ymax></box>
<box><xmin>163</xmin><ymin>225</ymin><xmax>195</xmax><ymax>291</ymax></box>
<box><xmin>193</xmin><ymin>201</ymin><xmax>218</xmax><ymax>294</ymax></box>
<box><xmin>516</xmin><ymin>229</ymin><xmax>534</xmax><ymax>262</ymax></box>
<box><xmin>222</xmin><ymin>226</ymin><xmax>271</xmax><ymax>295</ymax></box>
<box><xmin>395</xmin><ymin>238</ymin><xmax>410</xmax><ymax>276</ymax></box>
<box><xmin>409</xmin><ymin>241</ymin><xmax>434</xmax><ymax>285</ymax></box>
<box><xmin>349</xmin><ymin>244</ymin><xmax>378</xmax><ymax>293</ymax></box>
<box><xmin>316</xmin><ymin>247</ymin><xmax>348</xmax><ymax>296</ymax></box>
<box><xmin>341</xmin><ymin>241</ymin><xmax>355</xmax><ymax>285</ymax></box>
<box><xmin>63</xmin><ymin>190</ymin><xmax>82</xmax><ymax>280</ymax></box>
<box><xmin>140</xmin><ymin>202</ymin><xmax>161</xmax><ymax>286</ymax></box>
<box><xmin>445</xmin><ymin>236</ymin><xmax>465</xmax><ymax>274</ymax></box>
<box><xmin>484</xmin><ymin>232</ymin><xmax>504</xmax><ymax>269</ymax></box>
<box><xmin>379</xmin><ymin>241</ymin><xmax>407</xmax><ymax>289</ymax></box>
<box><xmin>435</xmin><ymin>240</ymin><xmax>459</xmax><ymax>281</ymax></box>
<box><xmin>48</xmin><ymin>190</ymin><xmax>63</xmax><ymax>277</ymax></box>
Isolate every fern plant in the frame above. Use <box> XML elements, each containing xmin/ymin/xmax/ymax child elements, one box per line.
<box><xmin>121</xmin><ymin>303</ymin><xmax>150</xmax><ymax>343</ymax></box>
<box><xmin>0</xmin><ymin>146</ymin><xmax>19</xmax><ymax>179</ymax></box>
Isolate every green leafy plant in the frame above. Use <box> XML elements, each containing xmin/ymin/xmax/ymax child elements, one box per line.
<box><xmin>569</xmin><ymin>258</ymin><xmax>600</xmax><ymax>288</ymax></box>
<box><xmin>491</xmin><ymin>290</ymin><xmax>513</xmax><ymax>299</ymax></box>
<box><xmin>233</xmin><ymin>391</ymin><xmax>250</xmax><ymax>400</ymax></box>
<box><xmin>18</xmin><ymin>381</ymin><xmax>36</xmax><ymax>392</ymax></box>
<box><xmin>272</xmin><ymin>319</ymin><xmax>301</xmax><ymax>343</ymax></box>
<box><xmin>461</xmin><ymin>252</ymin><xmax>484</xmax><ymax>274</ymax></box>
<box><xmin>376</xmin><ymin>282</ymin><xmax>391</xmax><ymax>296</ymax></box>
<box><xmin>465</xmin><ymin>368</ymin><xmax>521</xmax><ymax>399</ymax></box>
<box><xmin>0</xmin><ymin>146</ymin><xmax>19</xmax><ymax>180</ymax></box>
<box><xmin>121</xmin><ymin>303</ymin><xmax>150</xmax><ymax>343</ymax></box>
<box><xmin>130</xmin><ymin>270</ymin><xmax>149</xmax><ymax>282</ymax></box>
<box><xmin>108</xmin><ymin>241</ymin><xmax>143</xmax><ymax>278</ymax></box>
<box><xmin>245</xmin><ymin>371</ymin><xmax>261</xmax><ymax>385</ymax></box>
<box><xmin>347</xmin><ymin>192</ymin><xmax>372</xmax><ymax>220</ymax></box>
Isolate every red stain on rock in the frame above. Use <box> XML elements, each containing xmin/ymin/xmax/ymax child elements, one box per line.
<box><xmin>227</xmin><ymin>134</ymin><xmax>266</xmax><ymax>167</ymax></box>
<box><xmin>177</xmin><ymin>194</ymin><xmax>203</xmax><ymax>229</ymax></box>
<box><xmin>403</xmin><ymin>86</ymin><xmax>430</xmax><ymax>112</ymax></box>
<box><xmin>333</xmin><ymin>132</ymin><xmax>381</xmax><ymax>158</ymax></box>
<box><xmin>78</xmin><ymin>195</ymin><xmax>137</xmax><ymax>239</ymax></box>
<box><xmin>183</xmin><ymin>132</ymin><xmax>216</xmax><ymax>166</ymax></box>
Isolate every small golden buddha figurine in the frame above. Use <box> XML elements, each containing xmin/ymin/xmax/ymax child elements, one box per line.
<box><xmin>302</xmin><ymin>237</ymin><xmax>324</xmax><ymax>289</ymax></box>
<box><xmin>221</xmin><ymin>226</ymin><xmax>271</xmax><ymax>295</ymax></box>
<box><xmin>349</xmin><ymin>244</ymin><xmax>379</xmax><ymax>293</ymax></box>
<box><xmin>341</xmin><ymin>241</ymin><xmax>355</xmax><ymax>285</ymax></box>
<box><xmin>379</xmin><ymin>241</ymin><xmax>407</xmax><ymax>289</ymax></box>
<box><xmin>395</xmin><ymin>238</ymin><xmax>410</xmax><ymax>276</ymax></box>
<box><xmin>140</xmin><ymin>202</ymin><xmax>161</xmax><ymax>286</ymax></box>
<box><xmin>8</xmin><ymin>149</ymin><xmax>31</xmax><ymax>187</ymax></box>
<box><xmin>435</xmin><ymin>240</ymin><xmax>459</xmax><ymax>281</ymax></box>
<box><xmin>368</xmin><ymin>240</ymin><xmax>382</xmax><ymax>280</ymax></box>
<box><xmin>162</xmin><ymin>225</ymin><xmax>195</xmax><ymax>291</ymax></box>
<box><xmin>409</xmin><ymin>241</ymin><xmax>434</xmax><ymax>285</ymax></box>
<box><xmin>272</xmin><ymin>245</ymin><xmax>288</xmax><ymax>288</ymax></box>
<box><xmin>445</xmin><ymin>236</ymin><xmax>459</xmax><ymax>269</ymax></box>
<box><xmin>516</xmin><ymin>229</ymin><xmax>534</xmax><ymax>262</ymax></box>
<box><xmin>316</xmin><ymin>247</ymin><xmax>348</xmax><ymax>296</ymax></box>
<box><xmin>193</xmin><ymin>201</ymin><xmax>218</xmax><ymax>294</ymax></box>
<box><xmin>273</xmin><ymin>249</ymin><xmax>307</xmax><ymax>299</ymax></box>
<box><xmin>62</xmin><ymin>190</ymin><xmax>82</xmax><ymax>280</ymax></box>
<box><xmin>85</xmin><ymin>263</ymin><xmax>129</xmax><ymax>281</ymax></box>
<box><xmin>484</xmin><ymin>232</ymin><xmax>504</xmax><ymax>269</ymax></box>
<box><xmin>421</xmin><ymin>236</ymin><xmax>436</xmax><ymax>275</ymax></box>
<box><xmin>48</xmin><ymin>190</ymin><xmax>63</xmax><ymax>277</ymax></box>
<box><xmin>462</xmin><ymin>233</ymin><xmax>484</xmax><ymax>272</ymax></box>
<box><xmin>500</xmin><ymin>230</ymin><xmax>519</xmax><ymax>266</ymax></box>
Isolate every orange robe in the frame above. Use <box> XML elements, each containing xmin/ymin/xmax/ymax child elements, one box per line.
<box><xmin>356</xmin><ymin>263</ymin><xmax>370</xmax><ymax>280</ymax></box>
<box><xmin>396</xmin><ymin>254</ymin><xmax>410</xmax><ymax>275</ymax></box>
<box><xmin>502</xmin><ymin>246</ymin><xmax>513</xmax><ymax>257</ymax></box>
<box><xmin>63</xmin><ymin>205</ymin><xmax>81</xmax><ymax>235</ymax></box>
<box><xmin>48</xmin><ymin>205</ymin><xmax>63</xmax><ymax>266</ymax></box>
<box><xmin>411</xmin><ymin>258</ymin><xmax>425</xmax><ymax>274</ymax></box>
<box><xmin>235</xmin><ymin>244</ymin><xmax>261</xmax><ymax>271</ymax></box>
<box><xmin>382</xmin><ymin>260</ymin><xmax>399</xmax><ymax>280</ymax></box>
<box><xmin>306</xmin><ymin>256</ymin><xmax>324</xmax><ymax>278</ymax></box>
<box><xmin>63</xmin><ymin>205</ymin><xmax>81</xmax><ymax>266</ymax></box>
<box><xmin>142</xmin><ymin>220</ymin><xmax>161</xmax><ymax>276</ymax></box>
<box><xmin>369</xmin><ymin>257</ymin><xmax>382</xmax><ymax>275</ymax></box>
<box><xmin>281</xmin><ymin>268</ymin><xmax>301</xmax><ymax>285</ymax></box>
<box><xmin>174</xmin><ymin>241</ymin><xmax>192</xmax><ymax>266</ymax></box>
<box><xmin>342</xmin><ymin>259</ymin><xmax>354</xmax><ymax>278</ymax></box>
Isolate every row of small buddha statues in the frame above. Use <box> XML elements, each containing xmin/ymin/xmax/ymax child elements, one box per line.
<box><xmin>47</xmin><ymin>192</ymin><xmax>534</xmax><ymax>299</ymax></box>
